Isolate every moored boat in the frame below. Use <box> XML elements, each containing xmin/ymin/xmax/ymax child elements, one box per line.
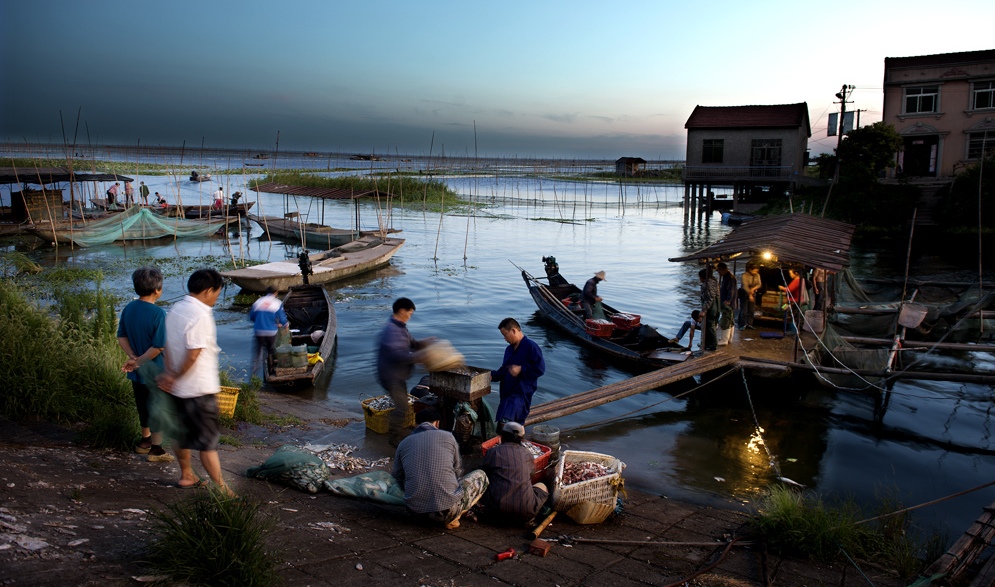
<box><xmin>183</xmin><ymin>202</ymin><xmax>255</xmax><ymax>219</ymax></box>
<box><xmin>248</xmin><ymin>214</ymin><xmax>360</xmax><ymax>249</ymax></box>
<box><xmin>521</xmin><ymin>257</ymin><xmax>687</xmax><ymax>370</ymax></box>
<box><xmin>268</xmin><ymin>284</ymin><xmax>337</xmax><ymax>386</ymax></box>
<box><xmin>189</xmin><ymin>171</ymin><xmax>212</xmax><ymax>182</ymax></box>
<box><xmin>222</xmin><ymin>235</ymin><xmax>405</xmax><ymax>292</ymax></box>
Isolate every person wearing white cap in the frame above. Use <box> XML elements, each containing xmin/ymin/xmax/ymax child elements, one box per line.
<box><xmin>480</xmin><ymin>422</ymin><xmax>549</xmax><ymax>525</ymax></box>
<box><xmin>581</xmin><ymin>270</ymin><xmax>606</xmax><ymax>320</ymax></box>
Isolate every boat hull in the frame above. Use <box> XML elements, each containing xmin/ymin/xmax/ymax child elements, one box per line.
<box><xmin>222</xmin><ymin>236</ymin><xmax>404</xmax><ymax>292</ymax></box>
<box><xmin>267</xmin><ymin>284</ymin><xmax>337</xmax><ymax>386</ymax></box>
<box><xmin>248</xmin><ymin>214</ymin><xmax>359</xmax><ymax>249</ymax></box>
<box><xmin>521</xmin><ymin>269</ymin><xmax>674</xmax><ymax>370</ymax></box>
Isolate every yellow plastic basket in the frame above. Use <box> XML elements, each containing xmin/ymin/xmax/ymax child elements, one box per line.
<box><xmin>217</xmin><ymin>386</ymin><xmax>240</xmax><ymax>418</ymax></box>
<box><xmin>361</xmin><ymin>394</ymin><xmax>416</xmax><ymax>434</ymax></box>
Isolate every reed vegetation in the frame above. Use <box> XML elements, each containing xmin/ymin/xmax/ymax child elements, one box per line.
<box><xmin>754</xmin><ymin>485</ymin><xmax>944</xmax><ymax>580</ymax></box>
<box><xmin>0</xmin><ymin>277</ymin><xmax>135</xmax><ymax>449</ymax></box>
<box><xmin>253</xmin><ymin>171</ymin><xmax>470</xmax><ymax>211</ymax></box>
<box><xmin>146</xmin><ymin>488</ymin><xmax>280</xmax><ymax>586</ymax></box>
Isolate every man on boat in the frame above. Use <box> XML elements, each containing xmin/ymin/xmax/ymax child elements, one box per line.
<box><xmin>106</xmin><ymin>182</ymin><xmax>120</xmax><ymax>207</ymax></box>
<box><xmin>480</xmin><ymin>421</ymin><xmax>548</xmax><ymax>526</ymax></box>
<box><xmin>376</xmin><ymin>297</ymin><xmax>433</xmax><ymax>447</ymax></box>
<box><xmin>212</xmin><ymin>186</ymin><xmax>224</xmax><ymax>210</ymax></box>
<box><xmin>139</xmin><ymin>181</ymin><xmax>150</xmax><ymax>206</ymax></box>
<box><xmin>154</xmin><ymin>192</ymin><xmax>167</xmax><ymax>208</ymax></box>
<box><xmin>249</xmin><ymin>286</ymin><xmax>288</xmax><ymax>380</ymax></box>
<box><xmin>699</xmin><ymin>268</ymin><xmax>719</xmax><ymax>352</ymax></box>
<box><xmin>669</xmin><ymin>309</ymin><xmax>701</xmax><ymax>350</ymax></box>
<box><xmin>392</xmin><ymin>407</ymin><xmax>488</xmax><ymax>530</ymax></box>
<box><xmin>738</xmin><ymin>264</ymin><xmax>762</xmax><ymax>330</ymax></box>
<box><xmin>582</xmin><ymin>270</ymin><xmax>606</xmax><ymax>320</ymax></box>
<box><xmin>490</xmin><ymin>317</ymin><xmax>545</xmax><ymax>427</ymax></box>
<box><xmin>124</xmin><ymin>181</ymin><xmax>135</xmax><ymax>208</ymax></box>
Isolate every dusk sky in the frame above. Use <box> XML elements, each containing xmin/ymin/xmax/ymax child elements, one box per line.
<box><xmin>2</xmin><ymin>0</ymin><xmax>993</xmax><ymax>159</ymax></box>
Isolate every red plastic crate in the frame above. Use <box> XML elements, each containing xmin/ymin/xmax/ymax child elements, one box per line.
<box><xmin>481</xmin><ymin>436</ymin><xmax>552</xmax><ymax>483</ymax></box>
<box><xmin>611</xmin><ymin>313</ymin><xmax>641</xmax><ymax>330</ymax></box>
<box><xmin>584</xmin><ymin>319</ymin><xmax>614</xmax><ymax>338</ymax></box>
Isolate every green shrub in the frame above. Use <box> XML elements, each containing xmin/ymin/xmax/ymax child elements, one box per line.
<box><xmin>146</xmin><ymin>488</ymin><xmax>281</xmax><ymax>586</ymax></box>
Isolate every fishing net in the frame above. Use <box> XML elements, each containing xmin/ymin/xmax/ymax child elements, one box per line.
<box><xmin>325</xmin><ymin>470</ymin><xmax>405</xmax><ymax>506</ymax></box>
<box><xmin>52</xmin><ymin>207</ymin><xmax>228</xmax><ymax>246</ymax></box>
<box><xmin>246</xmin><ymin>445</ymin><xmax>330</xmax><ymax>494</ymax></box>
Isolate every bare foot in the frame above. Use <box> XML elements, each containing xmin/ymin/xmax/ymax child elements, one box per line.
<box><xmin>444</xmin><ymin>519</ymin><xmax>460</xmax><ymax>530</ymax></box>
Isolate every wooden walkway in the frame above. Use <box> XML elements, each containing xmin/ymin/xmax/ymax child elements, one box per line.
<box><xmin>525</xmin><ymin>351</ymin><xmax>738</xmax><ymax>425</ymax></box>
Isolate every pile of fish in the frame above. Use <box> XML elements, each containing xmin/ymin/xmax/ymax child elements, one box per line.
<box><xmin>523</xmin><ymin>442</ymin><xmax>545</xmax><ymax>459</ymax></box>
<box><xmin>561</xmin><ymin>461</ymin><xmax>614</xmax><ymax>485</ymax></box>
<box><xmin>366</xmin><ymin>395</ymin><xmax>414</xmax><ymax>411</ymax></box>
<box><xmin>305</xmin><ymin>443</ymin><xmax>391</xmax><ymax>473</ymax></box>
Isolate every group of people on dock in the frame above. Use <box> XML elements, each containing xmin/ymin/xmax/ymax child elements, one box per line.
<box><xmin>103</xmin><ymin>181</ymin><xmax>167</xmax><ymax>209</ymax></box>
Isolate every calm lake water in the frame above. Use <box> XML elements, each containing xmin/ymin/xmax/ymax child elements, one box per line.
<box><xmin>4</xmin><ymin>159</ymin><xmax>995</xmax><ymax>543</ymax></box>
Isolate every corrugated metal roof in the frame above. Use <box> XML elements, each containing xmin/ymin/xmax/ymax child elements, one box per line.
<box><xmin>0</xmin><ymin>167</ymin><xmax>134</xmax><ymax>185</ymax></box>
<box><xmin>668</xmin><ymin>213</ymin><xmax>855</xmax><ymax>272</ymax></box>
<box><xmin>885</xmin><ymin>49</ymin><xmax>995</xmax><ymax>70</ymax></box>
<box><xmin>685</xmin><ymin>103</ymin><xmax>811</xmax><ymax>137</ymax></box>
<box><xmin>250</xmin><ymin>182</ymin><xmax>395</xmax><ymax>200</ymax></box>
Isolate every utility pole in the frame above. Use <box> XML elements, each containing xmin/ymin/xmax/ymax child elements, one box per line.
<box><xmin>821</xmin><ymin>84</ymin><xmax>855</xmax><ymax>217</ymax></box>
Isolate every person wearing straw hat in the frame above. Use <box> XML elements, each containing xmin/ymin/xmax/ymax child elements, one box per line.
<box><xmin>582</xmin><ymin>270</ymin><xmax>606</xmax><ymax>320</ymax></box>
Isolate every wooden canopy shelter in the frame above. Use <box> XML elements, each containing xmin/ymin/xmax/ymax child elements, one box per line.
<box><xmin>250</xmin><ymin>182</ymin><xmax>394</xmax><ymax>200</ymax></box>
<box><xmin>668</xmin><ymin>213</ymin><xmax>855</xmax><ymax>272</ymax></box>
<box><xmin>0</xmin><ymin>167</ymin><xmax>133</xmax><ymax>185</ymax></box>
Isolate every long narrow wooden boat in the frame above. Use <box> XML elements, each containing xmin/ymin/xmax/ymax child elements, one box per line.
<box><xmin>248</xmin><ymin>214</ymin><xmax>360</xmax><ymax>249</ymax></box>
<box><xmin>183</xmin><ymin>202</ymin><xmax>255</xmax><ymax>219</ymax></box>
<box><xmin>268</xmin><ymin>284</ymin><xmax>337</xmax><ymax>386</ymax></box>
<box><xmin>521</xmin><ymin>259</ymin><xmax>686</xmax><ymax>370</ymax></box>
<box><xmin>28</xmin><ymin>206</ymin><xmax>235</xmax><ymax>247</ymax></box>
<box><xmin>222</xmin><ymin>235</ymin><xmax>405</xmax><ymax>292</ymax></box>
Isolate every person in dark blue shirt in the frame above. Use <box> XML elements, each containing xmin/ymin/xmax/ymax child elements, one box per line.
<box><xmin>490</xmin><ymin>318</ymin><xmax>545</xmax><ymax>426</ymax></box>
<box><xmin>376</xmin><ymin>298</ymin><xmax>431</xmax><ymax>446</ymax></box>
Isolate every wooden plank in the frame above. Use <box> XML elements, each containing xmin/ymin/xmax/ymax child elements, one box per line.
<box><xmin>525</xmin><ymin>352</ymin><xmax>737</xmax><ymax>425</ymax></box>
<box><xmin>926</xmin><ymin>499</ymin><xmax>995</xmax><ymax>578</ymax></box>
<box><xmin>842</xmin><ymin>336</ymin><xmax>995</xmax><ymax>352</ymax></box>
<box><xmin>739</xmin><ymin>356</ymin><xmax>995</xmax><ymax>384</ymax></box>
<box><xmin>968</xmin><ymin>550</ymin><xmax>995</xmax><ymax>587</ymax></box>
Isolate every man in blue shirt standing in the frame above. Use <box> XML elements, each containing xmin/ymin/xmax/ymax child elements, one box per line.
<box><xmin>490</xmin><ymin>317</ymin><xmax>545</xmax><ymax>427</ymax></box>
<box><xmin>249</xmin><ymin>286</ymin><xmax>288</xmax><ymax>380</ymax></box>
<box><xmin>117</xmin><ymin>266</ymin><xmax>173</xmax><ymax>463</ymax></box>
<box><xmin>377</xmin><ymin>297</ymin><xmax>431</xmax><ymax>447</ymax></box>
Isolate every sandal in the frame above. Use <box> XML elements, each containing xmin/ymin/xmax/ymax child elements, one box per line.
<box><xmin>177</xmin><ymin>478</ymin><xmax>209</xmax><ymax>489</ymax></box>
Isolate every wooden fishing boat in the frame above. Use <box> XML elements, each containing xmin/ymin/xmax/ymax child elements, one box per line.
<box><xmin>189</xmin><ymin>171</ymin><xmax>212</xmax><ymax>182</ymax></box>
<box><xmin>28</xmin><ymin>206</ymin><xmax>235</xmax><ymax>247</ymax></box>
<box><xmin>222</xmin><ymin>235</ymin><xmax>405</xmax><ymax>292</ymax></box>
<box><xmin>521</xmin><ymin>258</ymin><xmax>687</xmax><ymax>370</ymax></box>
<box><xmin>183</xmin><ymin>202</ymin><xmax>255</xmax><ymax>219</ymax></box>
<box><xmin>248</xmin><ymin>214</ymin><xmax>361</xmax><ymax>249</ymax></box>
<box><xmin>268</xmin><ymin>284</ymin><xmax>337</xmax><ymax>386</ymax></box>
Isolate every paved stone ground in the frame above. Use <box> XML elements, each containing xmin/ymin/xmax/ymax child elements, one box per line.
<box><xmin>0</xmin><ymin>392</ymin><xmax>910</xmax><ymax>586</ymax></box>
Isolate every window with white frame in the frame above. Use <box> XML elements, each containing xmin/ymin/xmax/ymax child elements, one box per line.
<box><xmin>967</xmin><ymin>132</ymin><xmax>993</xmax><ymax>160</ymax></box>
<box><xmin>973</xmin><ymin>81</ymin><xmax>995</xmax><ymax>110</ymax></box>
<box><xmin>904</xmin><ymin>86</ymin><xmax>939</xmax><ymax>114</ymax></box>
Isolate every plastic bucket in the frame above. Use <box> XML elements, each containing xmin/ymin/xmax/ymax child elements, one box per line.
<box><xmin>276</xmin><ymin>344</ymin><xmax>293</xmax><ymax>368</ymax></box>
<box><xmin>291</xmin><ymin>344</ymin><xmax>308</xmax><ymax>368</ymax></box>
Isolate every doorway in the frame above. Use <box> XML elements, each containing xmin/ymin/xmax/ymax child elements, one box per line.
<box><xmin>902</xmin><ymin>135</ymin><xmax>939</xmax><ymax>177</ymax></box>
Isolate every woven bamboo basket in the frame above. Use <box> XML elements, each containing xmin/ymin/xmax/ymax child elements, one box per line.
<box><xmin>217</xmin><ymin>386</ymin><xmax>240</xmax><ymax>418</ymax></box>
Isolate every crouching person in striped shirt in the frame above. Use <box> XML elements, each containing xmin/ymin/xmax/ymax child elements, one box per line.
<box><xmin>392</xmin><ymin>407</ymin><xmax>488</xmax><ymax>530</ymax></box>
<box><xmin>481</xmin><ymin>422</ymin><xmax>549</xmax><ymax>526</ymax></box>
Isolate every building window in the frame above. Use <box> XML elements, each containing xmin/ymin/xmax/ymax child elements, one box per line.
<box><xmin>702</xmin><ymin>139</ymin><xmax>723</xmax><ymax>163</ymax></box>
<box><xmin>973</xmin><ymin>81</ymin><xmax>995</xmax><ymax>110</ymax></box>
<box><xmin>750</xmin><ymin>139</ymin><xmax>782</xmax><ymax>169</ymax></box>
<box><xmin>967</xmin><ymin>132</ymin><xmax>994</xmax><ymax>160</ymax></box>
<box><xmin>904</xmin><ymin>86</ymin><xmax>939</xmax><ymax>114</ymax></box>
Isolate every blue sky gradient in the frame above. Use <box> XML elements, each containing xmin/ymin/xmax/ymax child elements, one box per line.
<box><xmin>2</xmin><ymin>0</ymin><xmax>993</xmax><ymax>158</ymax></box>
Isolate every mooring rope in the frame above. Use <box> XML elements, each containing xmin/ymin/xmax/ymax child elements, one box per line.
<box><xmin>839</xmin><ymin>546</ymin><xmax>877</xmax><ymax>586</ymax></box>
<box><xmin>739</xmin><ymin>367</ymin><xmax>781</xmax><ymax>478</ymax></box>
<box><xmin>856</xmin><ymin>478</ymin><xmax>995</xmax><ymax>525</ymax></box>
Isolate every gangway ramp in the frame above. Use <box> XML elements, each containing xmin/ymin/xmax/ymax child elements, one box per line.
<box><xmin>525</xmin><ymin>351</ymin><xmax>737</xmax><ymax>425</ymax></box>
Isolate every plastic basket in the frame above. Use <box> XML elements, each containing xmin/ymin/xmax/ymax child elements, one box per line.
<box><xmin>551</xmin><ymin>450</ymin><xmax>625</xmax><ymax>522</ymax></box>
<box><xmin>481</xmin><ymin>436</ymin><xmax>552</xmax><ymax>483</ymax></box>
<box><xmin>361</xmin><ymin>394</ymin><xmax>416</xmax><ymax>434</ymax></box>
<box><xmin>217</xmin><ymin>386</ymin><xmax>240</xmax><ymax>418</ymax></box>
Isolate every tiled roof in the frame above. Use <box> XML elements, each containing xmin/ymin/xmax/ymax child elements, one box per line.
<box><xmin>685</xmin><ymin>103</ymin><xmax>810</xmax><ymax>135</ymax></box>
<box><xmin>885</xmin><ymin>49</ymin><xmax>995</xmax><ymax>70</ymax></box>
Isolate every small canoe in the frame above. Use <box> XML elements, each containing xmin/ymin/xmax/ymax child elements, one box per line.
<box><xmin>184</xmin><ymin>202</ymin><xmax>255</xmax><ymax>219</ymax></box>
<box><xmin>268</xmin><ymin>284</ymin><xmax>337</xmax><ymax>386</ymax></box>
<box><xmin>222</xmin><ymin>235</ymin><xmax>405</xmax><ymax>292</ymax></box>
<box><xmin>521</xmin><ymin>260</ymin><xmax>684</xmax><ymax>370</ymax></box>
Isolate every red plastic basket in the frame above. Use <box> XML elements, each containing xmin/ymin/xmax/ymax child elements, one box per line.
<box><xmin>584</xmin><ymin>319</ymin><xmax>614</xmax><ymax>338</ymax></box>
<box><xmin>611</xmin><ymin>313</ymin><xmax>641</xmax><ymax>330</ymax></box>
<box><xmin>481</xmin><ymin>436</ymin><xmax>552</xmax><ymax>483</ymax></box>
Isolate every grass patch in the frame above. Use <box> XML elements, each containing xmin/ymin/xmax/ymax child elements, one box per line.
<box><xmin>219</xmin><ymin>434</ymin><xmax>242</xmax><ymax>447</ymax></box>
<box><xmin>0</xmin><ymin>278</ymin><xmax>137</xmax><ymax>450</ymax></box>
<box><xmin>253</xmin><ymin>171</ymin><xmax>470</xmax><ymax>212</ymax></box>
<box><xmin>754</xmin><ymin>485</ymin><xmax>944</xmax><ymax>581</ymax></box>
<box><xmin>146</xmin><ymin>488</ymin><xmax>281</xmax><ymax>586</ymax></box>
